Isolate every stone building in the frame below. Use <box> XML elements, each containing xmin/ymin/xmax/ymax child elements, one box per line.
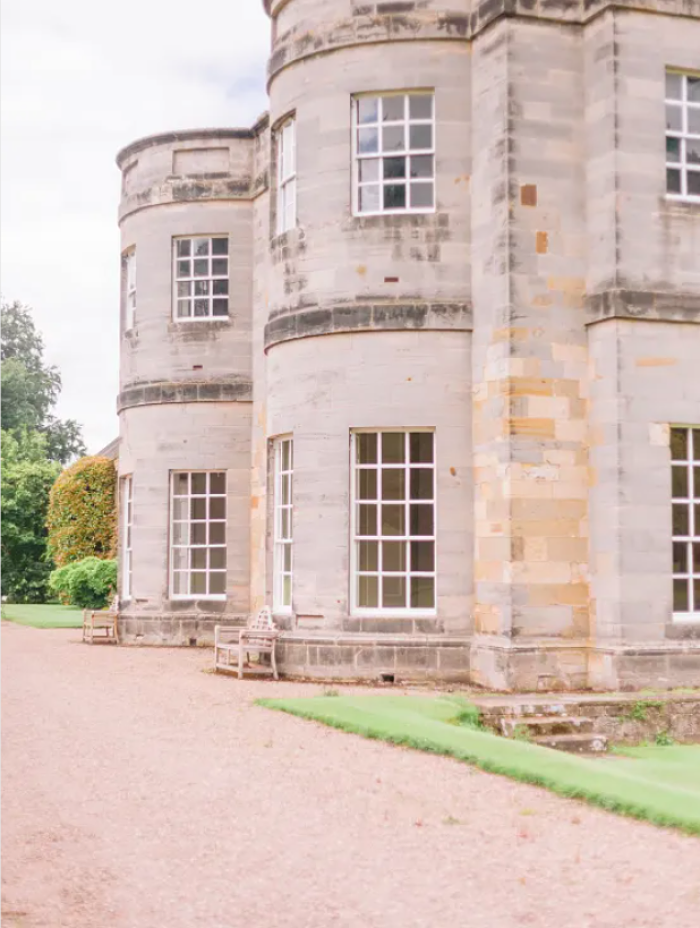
<box><xmin>115</xmin><ymin>0</ymin><xmax>700</xmax><ymax>690</ymax></box>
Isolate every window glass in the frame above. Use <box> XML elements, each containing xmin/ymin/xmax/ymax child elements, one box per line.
<box><xmin>276</xmin><ymin>118</ymin><xmax>297</xmax><ymax>235</ymax></box>
<box><xmin>173</xmin><ymin>238</ymin><xmax>229</xmax><ymax>319</ymax></box>
<box><xmin>671</xmin><ymin>428</ymin><xmax>700</xmax><ymax>618</ymax></box>
<box><xmin>665</xmin><ymin>72</ymin><xmax>700</xmax><ymax>199</ymax></box>
<box><xmin>274</xmin><ymin>438</ymin><xmax>294</xmax><ymax>610</ymax></box>
<box><xmin>171</xmin><ymin>472</ymin><xmax>227</xmax><ymax>598</ymax></box>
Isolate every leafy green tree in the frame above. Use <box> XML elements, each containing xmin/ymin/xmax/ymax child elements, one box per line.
<box><xmin>47</xmin><ymin>456</ymin><xmax>117</xmax><ymax>567</ymax></box>
<box><xmin>1</xmin><ymin>430</ymin><xmax>61</xmax><ymax>602</ymax></box>
<box><xmin>0</xmin><ymin>301</ymin><xmax>85</xmax><ymax>464</ymax></box>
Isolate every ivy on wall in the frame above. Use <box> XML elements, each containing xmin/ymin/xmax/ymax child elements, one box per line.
<box><xmin>47</xmin><ymin>456</ymin><xmax>118</xmax><ymax>568</ymax></box>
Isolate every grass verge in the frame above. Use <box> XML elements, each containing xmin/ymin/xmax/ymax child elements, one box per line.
<box><xmin>1</xmin><ymin>603</ymin><xmax>83</xmax><ymax>629</ymax></box>
<box><xmin>258</xmin><ymin>694</ymin><xmax>700</xmax><ymax>835</ymax></box>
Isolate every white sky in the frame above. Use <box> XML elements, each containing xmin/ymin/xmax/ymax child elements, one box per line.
<box><xmin>1</xmin><ymin>0</ymin><xmax>270</xmax><ymax>453</ymax></box>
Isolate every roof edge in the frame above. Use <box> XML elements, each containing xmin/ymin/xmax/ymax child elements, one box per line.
<box><xmin>116</xmin><ymin>127</ymin><xmax>256</xmax><ymax>168</ymax></box>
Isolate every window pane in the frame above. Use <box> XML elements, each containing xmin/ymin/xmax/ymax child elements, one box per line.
<box><xmin>192</xmin><ymin>522</ymin><xmax>207</xmax><ymax>544</ymax></box>
<box><xmin>667</xmin><ymin>168</ymin><xmax>682</xmax><ymax>194</ymax></box>
<box><xmin>410</xmin><ymin>468</ymin><xmax>433</xmax><ymax>500</ymax></box>
<box><xmin>674</xmin><ymin>578</ymin><xmax>689</xmax><ymax>611</ymax></box>
<box><xmin>191</xmin><ymin>572</ymin><xmax>207</xmax><ymax>594</ymax></box>
<box><xmin>359</xmin><ymin>540</ymin><xmax>378</xmax><ymax>571</ymax></box>
<box><xmin>689</xmin><ymin>77</ymin><xmax>700</xmax><ymax>103</ymax></box>
<box><xmin>174</xmin><ymin>473</ymin><xmax>189</xmax><ymax>495</ymax></box>
<box><xmin>282</xmin><ymin>575</ymin><xmax>292</xmax><ymax>605</ymax></box>
<box><xmin>383</xmin><ymin>183</ymin><xmax>406</xmax><ymax>209</ymax></box>
<box><xmin>210</xmin><ymin>473</ymin><xmax>226</xmax><ymax>495</ymax></box>
<box><xmin>694</xmin><ymin>468</ymin><xmax>700</xmax><ymax>499</ymax></box>
<box><xmin>410</xmin><ymin>504</ymin><xmax>434</xmax><ymax>536</ymax></box>
<box><xmin>666</xmin><ymin>105</ymin><xmax>682</xmax><ymax>131</ymax></box>
<box><xmin>178</xmin><ymin>281</ymin><xmax>191</xmax><ymax>297</ymax></box>
<box><xmin>194</xmin><ymin>280</ymin><xmax>210</xmax><ymax>296</ymax></box>
<box><xmin>694</xmin><ymin>543</ymin><xmax>700</xmax><ymax>573</ymax></box>
<box><xmin>666</xmin><ymin>136</ymin><xmax>681</xmax><ymax>162</ymax></box>
<box><xmin>382</xmin><ymin>125</ymin><xmax>405</xmax><ymax>152</ymax></box>
<box><xmin>688</xmin><ymin>171</ymin><xmax>700</xmax><ymax>197</ymax></box>
<box><xmin>381</xmin><ymin>504</ymin><xmax>405</xmax><ymax>536</ymax></box>
<box><xmin>358</xmin><ymin>575</ymin><xmax>378</xmax><ymax>607</ymax></box>
<box><xmin>383</xmin><ymin>156</ymin><xmax>406</xmax><ymax>179</ymax></box>
<box><xmin>382</xmin><ymin>468</ymin><xmax>405</xmax><ymax>501</ymax></box>
<box><xmin>382</xmin><ymin>96</ymin><xmax>404</xmax><ymax>122</ymax></box>
<box><xmin>409</xmin><ymin>95</ymin><xmax>433</xmax><ymax>120</ymax></box>
<box><xmin>172</xmin><ymin>572</ymin><xmax>187</xmax><ymax>595</ymax></box>
<box><xmin>411</xmin><ymin>577</ymin><xmax>435</xmax><ymax>609</ymax></box>
<box><xmin>382</xmin><ymin>432</ymin><xmax>405</xmax><ymax>464</ymax></box>
<box><xmin>409</xmin><ymin>124</ymin><xmax>432</xmax><ymax>149</ymax></box>
<box><xmin>173</xmin><ymin>499</ymin><xmax>188</xmax><ymax>521</ymax></box>
<box><xmin>671</xmin><ymin>428</ymin><xmax>688</xmax><ymax>461</ymax></box>
<box><xmin>673</xmin><ymin>541</ymin><xmax>688</xmax><ymax>573</ymax></box>
<box><xmin>177</xmin><ymin>260</ymin><xmax>191</xmax><ymax>277</ymax></box>
<box><xmin>358</xmin><ymin>97</ymin><xmax>378</xmax><ymax>124</ymax></box>
<box><xmin>410</xmin><ymin>433</ymin><xmax>433</xmax><ymax>464</ymax></box>
<box><xmin>210</xmin><ymin>548</ymin><xmax>226</xmax><ymax>570</ymax></box>
<box><xmin>685</xmin><ymin>140</ymin><xmax>700</xmax><ymax>166</ymax></box>
<box><xmin>210</xmin><ymin>497</ymin><xmax>225</xmax><ymax>519</ymax></box>
<box><xmin>192</xmin><ymin>548</ymin><xmax>206</xmax><ymax>569</ymax></box>
<box><xmin>194</xmin><ymin>300</ymin><xmax>209</xmax><ymax>317</ymax></box>
<box><xmin>673</xmin><ymin>466</ymin><xmax>689</xmax><ymax>498</ymax></box>
<box><xmin>176</xmin><ymin>301</ymin><xmax>191</xmax><ymax>318</ymax></box>
<box><xmin>410</xmin><ymin>183</ymin><xmax>434</xmax><ymax>208</ymax></box>
<box><xmin>410</xmin><ymin>155</ymin><xmax>433</xmax><ymax>178</ymax></box>
<box><xmin>210</xmin><ymin>522</ymin><xmax>225</xmax><ymax>545</ymax></box>
<box><xmin>283</xmin><ymin>545</ymin><xmax>292</xmax><ymax>571</ymax></box>
<box><xmin>359</xmin><ymin>160</ymin><xmax>379</xmax><ymax>183</ymax></box>
<box><xmin>192</xmin><ymin>473</ymin><xmax>207</xmax><ymax>494</ymax></box>
<box><xmin>281</xmin><ymin>509</ymin><xmax>291</xmax><ymax>539</ymax></box>
<box><xmin>694</xmin><ymin>430</ymin><xmax>700</xmax><ymax>459</ymax></box>
<box><xmin>194</xmin><ymin>259</ymin><xmax>208</xmax><ymax>277</ymax></box>
<box><xmin>212</xmin><ymin>238</ymin><xmax>228</xmax><ymax>255</ymax></box>
<box><xmin>210</xmin><ymin>572</ymin><xmax>226</xmax><ymax>595</ymax></box>
<box><xmin>213</xmin><ymin>279</ymin><xmax>229</xmax><ymax>295</ymax></box>
<box><xmin>177</xmin><ymin>239</ymin><xmax>191</xmax><ymax>257</ymax></box>
<box><xmin>673</xmin><ymin>503</ymin><xmax>690</xmax><ymax>536</ymax></box>
<box><xmin>359</xmin><ymin>504</ymin><xmax>378</xmax><ymax>536</ymax></box>
<box><xmin>382</xmin><ymin>576</ymin><xmax>406</xmax><ymax>608</ymax></box>
<box><xmin>282</xmin><ymin>474</ymin><xmax>291</xmax><ymax>505</ymax></box>
<box><xmin>358</xmin><ymin>469</ymin><xmax>377</xmax><ymax>500</ymax></box>
<box><xmin>172</xmin><ymin>549</ymin><xmax>188</xmax><ymax>571</ymax></box>
<box><xmin>194</xmin><ymin>239</ymin><xmax>209</xmax><ymax>256</ymax></box>
<box><xmin>411</xmin><ymin>541</ymin><xmax>435</xmax><ymax>572</ymax></box>
<box><xmin>382</xmin><ymin>541</ymin><xmax>405</xmax><ymax>572</ymax></box>
<box><xmin>688</xmin><ymin>110</ymin><xmax>700</xmax><ymax>134</ymax></box>
<box><xmin>212</xmin><ymin>300</ymin><xmax>228</xmax><ymax>316</ymax></box>
<box><xmin>666</xmin><ymin>72</ymin><xmax>682</xmax><ymax>100</ymax></box>
<box><xmin>359</xmin><ymin>185</ymin><xmax>380</xmax><ymax>212</ymax></box>
<box><xmin>173</xmin><ymin>523</ymin><xmax>188</xmax><ymax>545</ymax></box>
<box><xmin>358</xmin><ymin>127</ymin><xmax>379</xmax><ymax>154</ymax></box>
<box><xmin>212</xmin><ymin>258</ymin><xmax>228</xmax><ymax>276</ymax></box>
<box><xmin>357</xmin><ymin>433</ymin><xmax>378</xmax><ymax>464</ymax></box>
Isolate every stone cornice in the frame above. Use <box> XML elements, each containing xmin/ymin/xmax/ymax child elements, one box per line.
<box><xmin>264</xmin><ymin>300</ymin><xmax>472</xmax><ymax>351</ymax></box>
<box><xmin>586</xmin><ymin>289</ymin><xmax>700</xmax><ymax>326</ymax></box>
<box><xmin>266</xmin><ymin>1</ymin><xmax>700</xmax><ymax>86</ymax></box>
<box><xmin>117</xmin><ymin>378</ymin><xmax>252</xmax><ymax>413</ymax></box>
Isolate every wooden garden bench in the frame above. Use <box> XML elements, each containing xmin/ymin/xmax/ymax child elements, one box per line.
<box><xmin>82</xmin><ymin>595</ymin><xmax>119</xmax><ymax>644</ymax></box>
<box><xmin>214</xmin><ymin>606</ymin><xmax>279</xmax><ymax>679</ymax></box>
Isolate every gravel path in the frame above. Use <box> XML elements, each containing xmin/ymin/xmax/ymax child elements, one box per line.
<box><xmin>3</xmin><ymin>622</ymin><xmax>700</xmax><ymax>928</ymax></box>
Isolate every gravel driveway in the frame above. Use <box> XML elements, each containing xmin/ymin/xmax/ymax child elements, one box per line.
<box><xmin>3</xmin><ymin>622</ymin><xmax>700</xmax><ymax>928</ymax></box>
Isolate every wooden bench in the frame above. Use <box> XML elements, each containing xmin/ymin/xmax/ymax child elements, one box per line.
<box><xmin>82</xmin><ymin>595</ymin><xmax>119</xmax><ymax>644</ymax></box>
<box><xmin>214</xmin><ymin>606</ymin><xmax>279</xmax><ymax>679</ymax></box>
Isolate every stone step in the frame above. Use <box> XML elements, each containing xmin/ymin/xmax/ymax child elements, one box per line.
<box><xmin>501</xmin><ymin>716</ymin><xmax>594</xmax><ymax>737</ymax></box>
<box><xmin>533</xmin><ymin>732</ymin><xmax>608</xmax><ymax>754</ymax></box>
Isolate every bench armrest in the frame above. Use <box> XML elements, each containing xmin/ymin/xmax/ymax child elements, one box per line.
<box><xmin>214</xmin><ymin>625</ymin><xmax>244</xmax><ymax>646</ymax></box>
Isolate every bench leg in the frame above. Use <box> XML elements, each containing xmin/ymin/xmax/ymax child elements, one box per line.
<box><xmin>272</xmin><ymin>644</ymin><xmax>279</xmax><ymax>681</ymax></box>
<box><xmin>238</xmin><ymin>641</ymin><xmax>244</xmax><ymax>679</ymax></box>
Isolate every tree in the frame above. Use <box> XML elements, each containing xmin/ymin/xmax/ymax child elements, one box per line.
<box><xmin>47</xmin><ymin>456</ymin><xmax>118</xmax><ymax>568</ymax></box>
<box><xmin>0</xmin><ymin>301</ymin><xmax>85</xmax><ymax>464</ymax></box>
<box><xmin>1</xmin><ymin>430</ymin><xmax>61</xmax><ymax>602</ymax></box>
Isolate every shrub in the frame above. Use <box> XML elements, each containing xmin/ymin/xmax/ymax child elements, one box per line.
<box><xmin>49</xmin><ymin>557</ymin><xmax>117</xmax><ymax>609</ymax></box>
<box><xmin>47</xmin><ymin>456</ymin><xmax>117</xmax><ymax>567</ymax></box>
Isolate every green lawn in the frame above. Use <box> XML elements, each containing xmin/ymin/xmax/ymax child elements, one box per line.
<box><xmin>1</xmin><ymin>603</ymin><xmax>83</xmax><ymax>628</ymax></box>
<box><xmin>258</xmin><ymin>694</ymin><xmax>700</xmax><ymax>835</ymax></box>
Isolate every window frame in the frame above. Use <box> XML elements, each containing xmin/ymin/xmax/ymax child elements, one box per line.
<box><xmin>124</xmin><ymin>249</ymin><xmax>136</xmax><ymax>332</ymax></box>
<box><xmin>350</xmin><ymin>428</ymin><xmax>437</xmax><ymax>617</ymax></box>
<box><xmin>169</xmin><ymin>470</ymin><xmax>227</xmax><ymax>601</ymax></box>
<box><xmin>351</xmin><ymin>90</ymin><xmax>436</xmax><ymax>218</ymax></box>
<box><xmin>273</xmin><ymin>436</ymin><xmax>294</xmax><ymax>613</ymax></box>
<box><xmin>665</xmin><ymin>70</ymin><xmax>700</xmax><ymax>203</ymax></box>
<box><xmin>172</xmin><ymin>235</ymin><xmax>230</xmax><ymax>321</ymax></box>
<box><xmin>122</xmin><ymin>475</ymin><xmax>133</xmax><ymax>601</ymax></box>
<box><xmin>276</xmin><ymin>117</ymin><xmax>297</xmax><ymax>235</ymax></box>
<box><xmin>671</xmin><ymin>427</ymin><xmax>700</xmax><ymax>622</ymax></box>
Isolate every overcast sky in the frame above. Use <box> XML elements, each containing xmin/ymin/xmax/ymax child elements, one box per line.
<box><xmin>1</xmin><ymin>0</ymin><xmax>270</xmax><ymax>453</ymax></box>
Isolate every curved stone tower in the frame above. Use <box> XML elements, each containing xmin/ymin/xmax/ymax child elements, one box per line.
<box><xmin>116</xmin><ymin>129</ymin><xmax>260</xmax><ymax>643</ymax></box>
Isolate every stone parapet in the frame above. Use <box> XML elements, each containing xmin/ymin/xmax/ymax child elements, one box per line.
<box><xmin>117</xmin><ymin>377</ymin><xmax>253</xmax><ymax>412</ymax></box>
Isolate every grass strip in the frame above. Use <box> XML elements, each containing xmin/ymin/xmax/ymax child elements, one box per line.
<box><xmin>1</xmin><ymin>603</ymin><xmax>83</xmax><ymax>629</ymax></box>
<box><xmin>258</xmin><ymin>694</ymin><xmax>700</xmax><ymax>835</ymax></box>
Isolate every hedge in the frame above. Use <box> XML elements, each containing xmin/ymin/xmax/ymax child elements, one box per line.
<box><xmin>47</xmin><ymin>456</ymin><xmax>117</xmax><ymax>567</ymax></box>
<box><xmin>49</xmin><ymin>557</ymin><xmax>117</xmax><ymax>609</ymax></box>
